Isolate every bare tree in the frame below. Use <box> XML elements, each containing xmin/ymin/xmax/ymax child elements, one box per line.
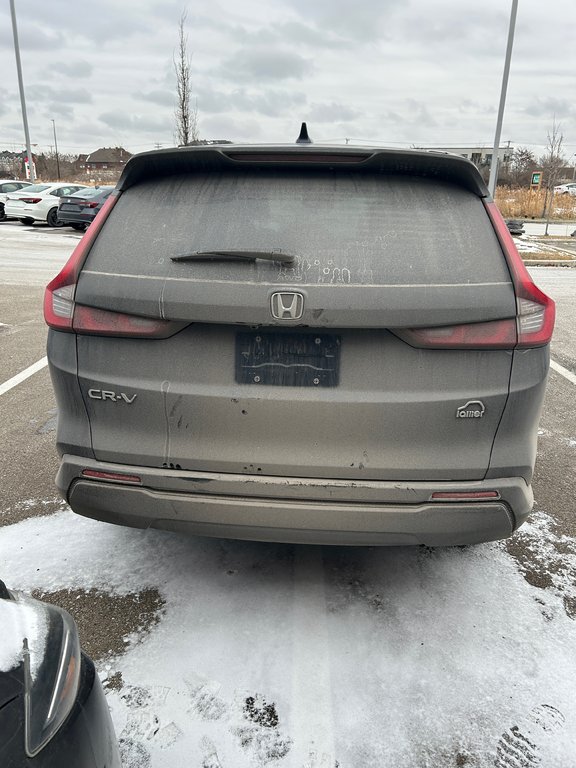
<box><xmin>505</xmin><ymin>146</ymin><xmax>537</xmax><ymax>187</ymax></box>
<box><xmin>173</xmin><ymin>10</ymin><xmax>198</xmax><ymax>146</ymax></box>
<box><xmin>539</xmin><ymin>118</ymin><xmax>566</xmax><ymax>222</ymax></box>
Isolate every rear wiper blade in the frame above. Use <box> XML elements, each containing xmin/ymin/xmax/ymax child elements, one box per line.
<box><xmin>171</xmin><ymin>249</ymin><xmax>296</xmax><ymax>264</ymax></box>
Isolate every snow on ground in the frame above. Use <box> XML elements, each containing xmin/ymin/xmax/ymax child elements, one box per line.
<box><xmin>1</xmin><ymin>507</ymin><xmax>575</xmax><ymax>768</ymax></box>
<box><xmin>514</xmin><ymin>235</ymin><xmax>575</xmax><ymax>260</ymax></box>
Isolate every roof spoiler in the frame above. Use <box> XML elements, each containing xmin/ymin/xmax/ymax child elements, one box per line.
<box><xmin>116</xmin><ymin>145</ymin><xmax>490</xmax><ymax>198</ymax></box>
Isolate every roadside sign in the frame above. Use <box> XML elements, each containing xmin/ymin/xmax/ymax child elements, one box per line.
<box><xmin>24</xmin><ymin>156</ymin><xmax>37</xmax><ymax>180</ymax></box>
<box><xmin>530</xmin><ymin>171</ymin><xmax>543</xmax><ymax>189</ymax></box>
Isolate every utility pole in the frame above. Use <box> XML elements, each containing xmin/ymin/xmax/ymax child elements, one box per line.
<box><xmin>51</xmin><ymin>119</ymin><xmax>61</xmax><ymax>180</ymax></box>
<box><xmin>9</xmin><ymin>0</ymin><xmax>36</xmax><ymax>182</ymax></box>
<box><xmin>488</xmin><ymin>0</ymin><xmax>518</xmax><ymax>197</ymax></box>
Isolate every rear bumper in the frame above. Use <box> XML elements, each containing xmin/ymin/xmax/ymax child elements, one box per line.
<box><xmin>58</xmin><ymin>455</ymin><xmax>533</xmax><ymax>546</ymax></box>
<box><xmin>57</xmin><ymin>211</ymin><xmax>94</xmax><ymax>225</ymax></box>
<box><xmin>5</xmin><ymin>205</ymin><xmax>46</xmax><ymax>221</ymax></box>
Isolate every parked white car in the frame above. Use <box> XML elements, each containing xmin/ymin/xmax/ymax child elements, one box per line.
<box><xmin>0</xmin><ymin>179</ymin><xmax>32</xmax><ymax>221</ymax></box>
<box><xmin>4</xmin><ymin>182</ymin><xmax>89</xmax><ymax>227</ymax></box>
<box><xmin>553</xmin><ymin>182</ymin><xmax>576</xmax><ymax>196</ymax></box>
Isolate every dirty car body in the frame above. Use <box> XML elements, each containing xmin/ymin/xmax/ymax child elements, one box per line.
<box><xmin>45</xmin><ymin>144</ymin><xmax>555</xmax><ymax>546</ymax></box>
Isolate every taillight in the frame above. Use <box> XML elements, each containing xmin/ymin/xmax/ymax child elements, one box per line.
<box><xmin>44</xmin><ymin>193</ymin><xmax>119</xmax><ymax>331</ymax></box>
<box><xmin>45</xmin><ymin>192</ymin><xmax>184</xmax><ymax>338</ymax></box>
<box><xmin>72</xmin><ymin>305</ymin><xmax>180</xmax><ymax>338</ymax></box>
<box><xmin>394</xmin><ymin>203</ymin><xmax>555</xmax><ymax>350</ymax></box>
<box><xmin>485</xmin><ymin>201</ymin><xmax>555</xmax><ymax>347</ymax></box>
<box><xmin>395</xmin><ymin>318</ymin><xmax>517</xmax><ymax>349</ymax></box>
<box><xmin>82</xmin><ymin>201</ymin><xmax>99</xmax><ymax>208</ymax></box>
<box><xmin>21</xmin><ymin>197</ymin><xmax>42</xmax><ymax>203</ymax></box>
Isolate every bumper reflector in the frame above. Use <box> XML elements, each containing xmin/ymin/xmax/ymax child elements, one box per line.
<box><xmin>81</xmin><ymin>469</ymin><xmax>141</xmax><ymax>484</ymax></box>
<box><xmin>430</xmin><ymin>491</ymin><xmax>500</xmax><ymax>501</ymax></box>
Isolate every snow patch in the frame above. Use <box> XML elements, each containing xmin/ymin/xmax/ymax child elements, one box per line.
<box><xmin>2</xmin><ymin>508</ymin><xmax>576</xmax><ymax>766</ymax></box>
<box><xmin>0</xmin><ymin>594</ymin><xmax>48</xmax><ymax>676</ymax></box>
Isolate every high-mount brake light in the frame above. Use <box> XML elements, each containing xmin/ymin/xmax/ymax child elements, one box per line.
<box><xmin>224</xmin><ymin>152</ymin><xmax>371</xmax><ymax>164</ymax></box>
<box><xmin>485</xmin><ymin>201</ymin><xmax>555</xmax><ymax>347</ymax></box>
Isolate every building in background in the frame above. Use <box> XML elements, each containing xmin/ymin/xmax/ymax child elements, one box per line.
<box><xmin>416</xmin><ymin>145</ymin><xmax>514</xmax><ymax>169</ymax></box>
<box><xmin>83</xmin><ymin>147</ymin><xmax>132</xmax><ymax>181</ymax></box>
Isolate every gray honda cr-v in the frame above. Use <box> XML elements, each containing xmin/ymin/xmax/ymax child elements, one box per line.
<box><xmin>45</xmin><ymin>133</ymin><xmax>555</xmax><ymax>546</ymax></box>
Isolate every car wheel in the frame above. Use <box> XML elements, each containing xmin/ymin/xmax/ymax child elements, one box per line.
<box><xmin>71</xmin><ymin>223</ymin><xmax>87</xmax><ymax>231</ymax></box>
<box><xmin>19</xmin><ymin>217</ymin><xmax>34</xmax><ymax>225</ymax></box>
<box><xmin>47</xmin><ymin>207</ymin><xmax>63</xmax><ymax>228</ymax></box>
<box><xmin>0</xmin><ymin>203</ymin><xmax>6</xmax><ymax>222</ymax></box>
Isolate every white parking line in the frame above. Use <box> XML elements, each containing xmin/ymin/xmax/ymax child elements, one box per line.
<box><xmin>0</xmin><ymin>355</ymin><xmax>574</xmax><ymax>399</ymax></box>
<box><xmin>550</xmin><ymin>360</ymin><xmax>576</xmax><ymax>387</ymax></box>
<box><xmin>0</xmin><ymin>356</ymin><xmax>48</xmax><ymax>396</ymax></box>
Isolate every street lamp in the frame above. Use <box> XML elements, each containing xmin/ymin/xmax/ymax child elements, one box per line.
<box><xmin>51</xmin><ymin>119</ymin><xmax>61</xmax><ymax>180</ymax></box>
<box><xmin>9</xmin><ymin>0</ymin><xmax>35</xmax><ymax>182</ymax></box>
<box><xmin>488</xmin><ymin>0</ymin><xmax>518</xmax><ymax>197</ymax></box>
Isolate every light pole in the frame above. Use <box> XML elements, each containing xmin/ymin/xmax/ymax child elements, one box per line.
<box><xmin>9</xmin><ymin>0</ymin><xmax>35</xmax><ymax>182</ymax></box>
<box><xmin>488</xmin><ymin>0</ymin><xmax>518</xmax><ymax>198</ymax></box>
<box><xmin>51</xmin><ymin>119</ymin><xmax>61</xmax><ymax>180</ymax></box>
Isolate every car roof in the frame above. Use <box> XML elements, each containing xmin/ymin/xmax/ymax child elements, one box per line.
<box><xmin>117</xmin><ymin>143</ymin><xmax>490</xmax><ymax>198</ymax></box>
<box><xmin>32</xmin><ymin>182</ymin><xmax>88</xmax><ymax>191</ymax></box>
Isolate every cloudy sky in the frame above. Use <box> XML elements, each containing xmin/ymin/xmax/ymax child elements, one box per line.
<box><xmin>1</xmin><ymin>0</ymin><xmax>575</xmax><ymax>159</ymax></box>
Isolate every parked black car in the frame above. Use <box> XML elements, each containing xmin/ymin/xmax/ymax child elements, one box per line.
<box><xmin>57</xmin><ymin>187</ymin><xmax>115</xmax><ymax>230</ymax></box>
<box><xmin>506</xmin><ymin>219</ymin><xmax>525</xmax><ymax>236</ymax></box>
<box><xmin>0</xmin><ymin>580</ymin><xmax>121</xmax><ymax>768</ymax></box>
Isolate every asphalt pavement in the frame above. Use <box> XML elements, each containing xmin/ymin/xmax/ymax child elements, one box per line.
<box><xmin>1</xmin><ymin>221</ymin><xmax>575</xmax><ymax>767</ymax></box>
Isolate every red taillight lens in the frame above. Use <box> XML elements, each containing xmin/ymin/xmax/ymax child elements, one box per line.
<box><xmin>72</xmin><ymin>305</ymin><xmax>179</xmax><ymax>337</ymax></box>
<box><xmin>485</xmin><ymin>201</ymin><xmax>555</xmax><ymax>347</ymax></box>
<box><xmin>44</xmin><ymin>193</ymin><xmax>119</xmax><ymax>330</ymax></box>
<box><xmin>45</xmin><ymin>192</ymin><xmax>184</xmax><ymax>338</ymax></box>
<box><xmin>395</xmin><ymin>318</ymin><xmax>517</xmax><ymax>349</ymax></box>
<box><xmin>21</xmin><ymin>197</ymin><xmax>42</xmax><ymax>203</ymax></box>
<box><xmin>83</xmin><ymin>201</ymin><xmax>99</xmax><ymax>208</ymax></box>
<box><xmin>394</xmin><ymin>203</ymin><xmax>555</xmax><ymax>351</ymax></box>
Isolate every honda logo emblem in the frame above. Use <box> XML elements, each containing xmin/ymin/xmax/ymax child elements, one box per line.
<box><xmin>270</xmin><ymin>292</ymin><xmax>305</xmax><ymax>320</ymax></box>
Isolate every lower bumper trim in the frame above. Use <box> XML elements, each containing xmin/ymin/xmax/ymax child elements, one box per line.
<box><xmin>67</xmin><ymin>479</ymin><xmax>518</xmax><ymax>546</ymax></box>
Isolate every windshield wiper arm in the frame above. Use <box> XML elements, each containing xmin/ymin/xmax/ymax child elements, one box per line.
<box><xmin>171</xmin><ymin>249</ymin><xmax>296</xmax><ymax>264</ymax></box>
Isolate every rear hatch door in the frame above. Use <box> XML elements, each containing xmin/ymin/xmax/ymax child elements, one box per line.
<box><xmin>74</xmin><ymin>151</ymin><xmax>516</xmax><ymax>481</ymax></box>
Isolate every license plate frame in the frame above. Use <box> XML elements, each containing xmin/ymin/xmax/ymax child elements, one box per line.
<box><xmin>235</xmin><ymin>332</ymin><xmax>341</xmax><ymax>387</ymax></box>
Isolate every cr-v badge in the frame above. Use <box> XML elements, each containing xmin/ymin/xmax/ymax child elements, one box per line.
<box><xmin>456</xmin><ymin>400</ymin><xmax>485</xmax><ymax>419</ymax></box>
<box><xmin>88</xmin><ymin>389</ymin><xmax>137</xmax><ymax>404</ymax></box>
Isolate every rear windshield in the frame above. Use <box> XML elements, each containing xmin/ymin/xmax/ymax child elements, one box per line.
<box><xmin>87</xmin><ymin>170</ymin><xmax>509</xmax><ymax>285</ymax></box>
<box><xmin>71</xmin><ymin>186</ymin><xmax>114</xmax><ymax>199</ymax></box>
<box><xmin>17</xmin><ymin>184</ymin><xmax>50</xmax><ymax>193</ymax></box>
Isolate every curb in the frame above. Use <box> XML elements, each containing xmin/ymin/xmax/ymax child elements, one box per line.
<box><xmin>523</xmin><ymin>260</ymin><xmax>576</xmax><ymax>267</ymax></box>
